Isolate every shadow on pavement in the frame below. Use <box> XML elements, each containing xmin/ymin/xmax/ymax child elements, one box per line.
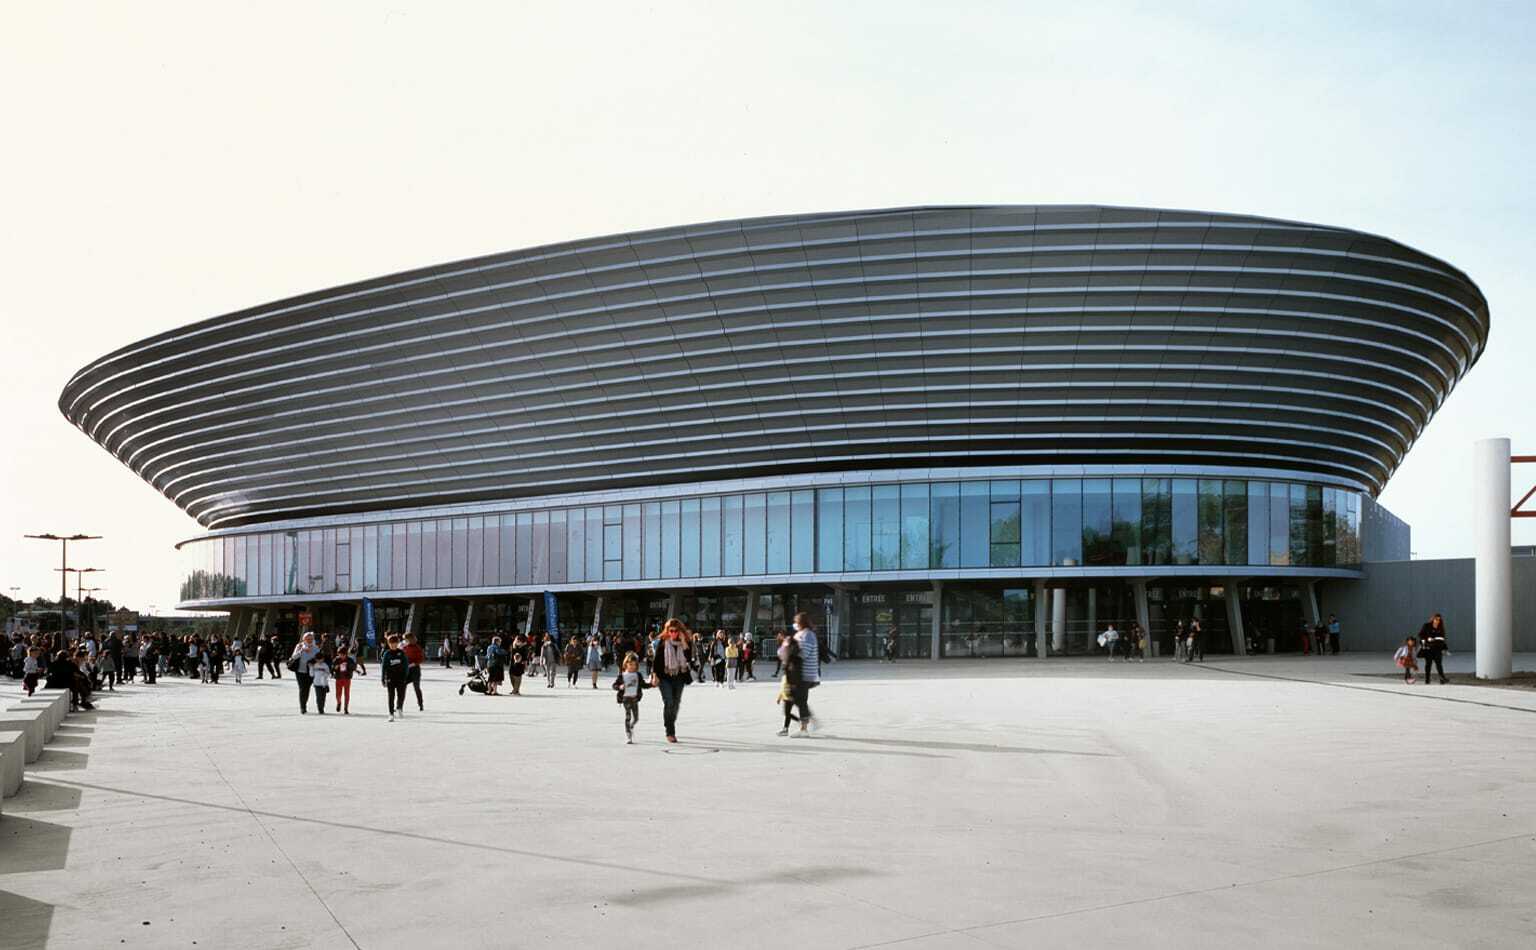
<box><xmin>1</xmin><ymin>780</ymin><xmax>83</xmax><ymax>814</ymax></box>
<box><xmin>0</xmin><ymin>889</ymin><xmax>54</xmax><ymax>949</ymax></box>
<box><xmin>0</xmin><ymin>816</ymin><xmax>73</xmax><ymax>875</ymax></box>
<box><xmin>611</xmin><ymin>864</ymin><xmax>882</xmax><ymax>907</ymax></box>
<box><xmin>26</xmin><ymin>750</ymin><xmax>89</xmax><ymax>772</ymax></box>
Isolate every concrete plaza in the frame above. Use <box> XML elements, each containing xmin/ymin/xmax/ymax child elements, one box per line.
<box><xmin>2</xmin><ymin>653</ymin><xmax>1533</xmax><ymax>950</ymax></box>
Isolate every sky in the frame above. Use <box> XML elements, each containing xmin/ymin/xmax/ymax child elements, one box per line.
<box><xmin>2</xmin><ymin>0</ymin><xmax>1532</xmax><ymax>611</ymax></box>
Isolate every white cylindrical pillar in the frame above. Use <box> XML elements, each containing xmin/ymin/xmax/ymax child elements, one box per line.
<box><xmin>1474</xmin><ymin>437</ymin><xmax>1513</xmax><ymax>680</ymax></box>
<box><xmin>1051</xmin><ymin>588</ymin><xmax>1067</xmax><ymax>653</ymax></box>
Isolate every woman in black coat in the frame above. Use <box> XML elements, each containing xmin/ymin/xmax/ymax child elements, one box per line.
<box><xmin>1417</xmin><ymin>613</ymin><xmax>1450</xmax><ymax>685</ymax></box>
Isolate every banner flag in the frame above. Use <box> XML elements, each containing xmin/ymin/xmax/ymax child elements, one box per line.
<box><xmin>363</xmin><ymin>598</ymin><xmax>377</xmax><ymax>645</ymax></box>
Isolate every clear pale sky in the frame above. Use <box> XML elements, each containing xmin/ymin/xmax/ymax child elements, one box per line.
<box><xmin>2</xmin><ymin>1</ymin><xmax>1531</xmax><ymax>612</ymax></box>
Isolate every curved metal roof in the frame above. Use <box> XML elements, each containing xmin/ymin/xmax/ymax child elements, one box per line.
<box><xmin>60</xmin><ymin>205</ymin><xmax>1489</xmax><ymax>529</ymax></box>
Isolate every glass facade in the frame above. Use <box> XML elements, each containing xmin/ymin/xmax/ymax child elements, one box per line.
<box><xmin>178</xmin><ymin>475</ymin><xmax>1368</xmax><ymax>602</ymax></box>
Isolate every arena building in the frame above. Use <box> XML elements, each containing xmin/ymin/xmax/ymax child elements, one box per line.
<box><xmin>60</xmin><ymin>205</ymin><xmax>1488</xmax><ymax>657</ymax></box>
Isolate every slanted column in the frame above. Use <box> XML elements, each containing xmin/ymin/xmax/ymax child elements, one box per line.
<box><xmin>258</xmin><ymin>606</ymin><xmax>276</xmax><ymax>640</ymax></box>
<box><xmin>830</xmin><ymin>587</ymin><xmax>851</xmax><ymax>658</ymax></box>
<box><xmin>1475</xmin><ymin>437</ymin><xmax>1513</xmax><ymax>679</ymax></box>
<box><xmin>1033</xmin><ymin>580</ymin><xmax>1048</xmax><ymax>657</ymax></box>
<box><xmin>225</xmin><ymin>607</ymin><xmax>246</xmax><ymax>642</ymax></box>
<box><xmin>930</xmin><ymin>581</ymin><xmax>943</xmax><ymax>660</ymax></box>
<box><xmin>666</xmin><ymin>591</ymin><xmax>682</xmax><ymax>621</ymax></box>
<box><xmin>406</xmin><ymin>601</ymin><xmax>425</xmax><ymax>639</ymax></box>
<box><xmin>349</xmin><ymin>603</ymin><xmax>363</xmax><ymax>645</ymax></box>
<box><xmin>589</xmin><ymin>596</ymin><xmax>603</xmax><ymax>638</ymax></box>
<box><xmin>742</xmin><ymin>590</ymin><xmax>760</xmax><ymax>640</ymax></box>
<box><xmin>1225</xmin><ymin>583</ymin><xmax>1247</xmax><ymax>656</ymax></box>
<box><xmin>523</xmin><ymin>597</ymin><xmax>537</xmax><ymax>639</ymax></box>
<box><xmin>1300</xmin><ymin>581</ymin><xmax>1320</xmax><ymax>627</ymax></box>
<box><xmin>1051</xmin><ymin>588</ymin><xmax>1067</xmax><ymax>653</ymax></box>
<box><xmin>1132</xmin><ymin>580</ymin><xmax>1152</xmax><ymax>656</ymax></box>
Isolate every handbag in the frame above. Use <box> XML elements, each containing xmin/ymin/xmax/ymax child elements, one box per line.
<box><xmin>286</xmin><ymin>655</ymin><xmax>301</xmax><ymax>672</ymax></box>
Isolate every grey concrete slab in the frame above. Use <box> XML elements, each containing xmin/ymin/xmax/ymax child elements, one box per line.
<box><xmin>0</xmin><ymin>710</ymin><xmax>46</xmax><ymax>762</ymax></box>
<box><xmin>0</xmin><ymin>656</ymin><xmax>1533</xmax><ymax>949</ymax></box>
<box><xmin>0</xmin><ymin>731</ymin><xmax>25</xmax><ymax>796</ymax></box>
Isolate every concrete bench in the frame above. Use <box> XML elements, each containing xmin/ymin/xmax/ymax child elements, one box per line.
<box><xmin>0</xmin><ymin>711</ymin><xmax>45</xmax><ymax>762</ymax></box>
<box><xmin>8</xmin><ymin>694</ymin><xmax>67</xmax><ymax>738</ymax></box>
<box><xmin>0</xmin><ymin>731</ymin><xmax>24</xmax><ymax>797</ymax></box>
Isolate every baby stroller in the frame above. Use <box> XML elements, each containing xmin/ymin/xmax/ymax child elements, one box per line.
<box><xmin>458</xmin><ymin>666</ymin><xmax>488</xmax><ymax>695</ymax></box>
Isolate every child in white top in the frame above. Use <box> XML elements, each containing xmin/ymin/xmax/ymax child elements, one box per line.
<box><xmin>1393</xmin><ymin>637</ymin><xmax>1418</xmax><ymax>684</ymax></box>
<box><xmin>230</xmin><ymin>650</ymin><xmax>246</xmax><ymax>685</ymax></box>
<box><xmin>22</xmin><ymin>648</ymin><xmax>41</xmax><ymax>696</ymax></box>
<box><xmin>309</xmin><ymin>657</ymin><xmax>331</xmax><ymax>714</ymax></box>
<box><xmin>612</xmin><ymin>653</ymin><xmax>646</xmax><ymax>744</ymax></box>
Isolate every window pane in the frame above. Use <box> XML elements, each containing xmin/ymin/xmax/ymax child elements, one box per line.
<box><xmin>586</xmin><ymin>507</ymin><xmax>603</xmax><ymax>582</ymax></box>
<box><xmin>564</xmin><ymin>509</ymin><xmax>583</xmax><ymax>584</ymax></box>
<box><xmin>294</xmin><ymin>530</ymin><xmax>310</xmax><ymax>594</ymax></box>
<box><xmin>406</xmin><ymin>522</ymin><xmax>422</xmax><ymax>589</ymax></box>
<box><xmin>1051</xmin><ymin>479</ymin><xmax>1083</xmax><ymax>566</ymax></box>
<box><xmin>722</xmin><ymin>495</ymin><xmax>744</xmax><ymax>576</ymax></box>
<box><xmin>1223</xmin><ymin>480</ymin><xmax>1247</xmax><ymax>566</ymax></box>
<box><xmin>844</xmin><ymin>486</ymin><xmax>872</xmax><ymax>571</ymax></box>
<box><xmin>322</xmin><ymin>528</ymin><xmax>337</xmax><ymax>593</ymax></box>
<box><xmin>1142</xmin><ymin>478</ymin><xmax>1171</xmax><ymax>565</ymax></box>
<box><xmin>681</xmin><ymin>498</ymin><xmax>701</xmax><ymax>578</ymax></box>
<box><xmin>1289</xmin><ymin>484</ymin><xmax>1308</xmax><ymax>567</ymax></box>
<box><xmin>531</xmin><ymin>511</ymin><xmax>550</xmax><ymax>585</ymax></box>
<box><xmin>960</xmin><ymin>482</ymin><xmax>989</xmax><ymax>568</ymax></box>
<box><xmin>452</xmin><ymin>517</ymin><xmax>469</xmax><ymax>588</ymax></box>
<box><xmin>899</xmin><ymin>484</ymin><xmax>929</xmax><ymax>570</ymax></box>
<box><xmin>1197</xmin><ymin>480</ymin><xmax>1223</xmax><ymax>566</ymax></box>
<box><xmin>989</xmin><ymin>500</ymin><xmax>1020</xmax><ymax>568</ymax></box>
<box><xmin>1247</xmin><ymin>482</ymin><xmax>1268</xmax><ymax>566</ymax></box>
<box><xmin>643</xmin><ymin>502</ymin><xmax>662</xmax><ymax>580</ymax></box>
<box><xmin>791</xmin><ymin>490</ymin><xmax>815</xmax><ymax>573</ymax></box>
<box><xmin>549</xmin><ymin>509</ymin><xmax>567</xmax><ymax>584</ymax></box>
<box><xmin>500</xmin><ymin>513</ymin><xmax>519</xmax><ymax>581</ymax></box>
<box><xmin>766</xmin><ymin>491</ymin><xmax>791</xmax><ymax>574</ymax></box>
<box><xmin>350</xmin><ymin>528</ymin><xmax>365</xmax><ymax>587</ymax></box>
<box><xmin>467</xmin><ymin>517</ymin><xmax>484</xmax><ymax>588</ymax></box>
<box><xmin>930</xmin><ymin>482</ymin><xmax>959</xmax><ymax>569</ymax></box>
<box><xmin>872</xmin><ymin>485</ymin><xmax>901</xmax><ymax>570</ymax></box>
<box><xmin>364</xmin><ymin>524</ymin><xmax>379</xmax><ymax>591</ymax></box>
<box><xmin>515</xmin><ymin>513</ymin><xmax>533</xmax><ymax>585</ymax></box>
<box><xmin>817</xmin><ymin>488</ymin><xmax>844</xmax><ymax>572</ymax></box>
<box><xmin>373</xmin><ymin>522</ymin><xmax>390</xmax><ymax>587</ymax></box>
<box><xmin>1112</xmin><ymin>478</ymin><xmax>1141</xmax><ymax>566</ymax></box>
<box><xmin>397</xmin><ymin>522</ymin><xmax>412</xmax><ymax>590</ymax></box>
<box><xmin>1306</xmin><ymin>485</ymin><xmax>1324</xmax><ymax>567</ymax></box>
<box><xmin>1171</xmin><ymin>479</ymin><xmax>1198</xmax><ymax>565</ymax></box>
<box><xmin>661</xmin><ymin>500</ymin><xmax>681</xmax><ymax>579</ymax></box>
<box><xmin>744</xmin><ymin>493</ymin><xmax>767</xmax><ymax>575</ymax></box>
<box><xmin>1269</xmin><ymin>483</ymin><xmax>1290</xmax><ymax>566</ymax></box>
<box><xmin>1082</xmin><ymin>478</ymin><xmax>1113</xmax><ymax>565</ymax></box>
<box><xmin>1021</xmin><ymin>480</ymin><xmax>1050</xmax><ymax>566</ymax></box>
<box><xmin>622</xmin><ymin>504</ymin><xmax>641</xmax><ymax>580</ymax></box>
<box><xmin>701</xmin><ymin>496</ymin><xmax>723</xmax><ymax>577</ymax></box>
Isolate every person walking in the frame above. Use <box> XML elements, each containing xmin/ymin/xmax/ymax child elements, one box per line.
<box><xmin>288</xmin><ymin>632</ymin><xmax>321</xmax><ymax>714</ymax></box>
<box><xmin>1100</xmin><ymin>623</ymin><xmax>1120</xmax><ymax>662</ymax></box>
<box><xmin>585</xmin><ymin>636</ymin><xmax>603</xmax><ymax>690</ymax></box>
<box><xmin>650</xmin><ymin>619</ymin><xmax>693</xmax><ymax>744</ymax></box>
<box><xmin>725</xmin><ymin>637</ymin><xmax>739</xmax><ymax>690</ymax></box>
<box><xmin>332</xmin><ymin>646</ymin><xmax>362</xmax><ymax>713</ymax></box>
<box><xmin>21</xmin><ymin>646</ymin><xmax>41</xmax><ymax>696</ymax></box>
<box><xmin>97</xmin><ymin>647</ymin><xmax>117</xmax><ymax>691</ymax></box>
<box><xmin>1327</xmin><ymin>614</ymin><xmax>1342</xmax><ymax>655</ymax></box>
<box><xmin>541</xmin><ymin>634</ymin><xmax>559</xmax><ymax>689</ymax></box>
<box><xmin>485</xmin><ymin>636</ymin><xmax>507</xmax><ymax>695</ymax></box>
<box><xmin>612</xmin><ymin>652</ymin><xmax>647</xmax><ymax>744</ymax></box>
<box><xmin>403</xmin><ymin>634</ymin><xmax>426</xmax><ymax>711</ymax></box>
<box><xmin>787</xmin><ymin>613</ymin><xmax>822</xmax><ymax>735</ymax></box>
<box><xmin>1418</xmin><ymin>613</ymin><xmax>1450</xmax><ymax>684</ymax></box>
<box><xmin>1186</xmin><ymin>619</ymin><xmax>1203</xmax><ymax>663</ymax></box>
<box><xmin>563</xmin><ymin>636</ymin><xmax>582</xmax><ymax>687</ymax></box>
<box><xmin>508</xmin><ymin>635</ymin><xmax>529</xmax><ymax>696</ymax></box>
<box><xmin>438</xmin><ymin>637</ymin><xmax>453</xmax><ymax>668</ymax></box>
<box><xmin>380</xmin><ymin>634</ymin><xmax>410</xmax><ymax>720</ymax></box>
<box><xmin>309</xmin><ymin>654</ymin><xmax>331</xmax><ymax>714</ymax></box>
<box><xmin>1394</xmin><ymin>637</ymin><xmax>1419</xmax><ymax>684</ymax></box>
<box><xmin>231</xmin><ymin>646</ymin><xmax>247</xmax><ymax>684</ymax></box>
<box><xmin>1172</xmin><ymin>621</ymin><xmax>1186</xmax><ymax>662</ymax></box>
<box><xmin>711</xmin><ymin>630</ymin><xmax>728</xmax><ymax>686</ymax></box>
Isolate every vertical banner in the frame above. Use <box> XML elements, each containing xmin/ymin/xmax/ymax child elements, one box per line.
<box><xmin>362</xmin><ymin>598</ymin><xmax>376</xmax><ymax>646</ymax></box>
<box><xmin>543</xmin><ymin>591</ymin><xmax>559</xmax><ymax>642</ymax></box>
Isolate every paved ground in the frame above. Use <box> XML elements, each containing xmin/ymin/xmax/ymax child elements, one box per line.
<box><xmin>2</xmin><ymin>652</ymin><xmax>1534</xmax><ymax>950</ymax></box>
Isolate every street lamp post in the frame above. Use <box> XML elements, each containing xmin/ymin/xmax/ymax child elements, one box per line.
<box><xmin>55</xmin><ymin>567</ymin><xmax>104</xmax><ymax>641</ymax></box>
<box><xmin>80</xmin><ymin>586</ymin><xmax>106</xmax><ymax>636</ymax></box>
<box><xmin>26</xmin><ymin>533</ymin><xmax>101</xmax><ymax>650</ymax></box>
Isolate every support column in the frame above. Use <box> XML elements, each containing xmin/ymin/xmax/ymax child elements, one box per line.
<box><xmin>349</xmin><ymin>602</ymin><xmax>363</xmax><ymax>646</ymax></box>
<box><xmin>930</xmin><ymin>581</ymin><xmax>944</xmax><ymax>660</ymax></box>
<box><xmin>1475</xmin><ymin>436</ymin><xmax>1513</xmax><ymax>679</ymax></box>
<box><xmin>1051</xmin><ymin>588</ymin><xmax>1066</xmax><ymax>653</ymax></box>
<box><xmin>1132</xmin><ymin>580</ymin><xmax>1152</xmax><ymax>657</ymax></box>
<box><xmin>1033</xmin><ymin>580</ymin><xmax>1047</xmax><ymax>657</ymax></box>
<box><xmin>524</xmin><ymin>597</ymin><xmax>537</xmax><ymax>639</ymax></box>
<box><xmin>1225</xmin><ymin>582</ymin><xmax>1247</xmax><ymax>656</ymax></box>
<box><xmin>406</xmin><ymin>601</ymin><xmax>425</xmax><ymax>640</ymax></box>
<box><xmin>589</xmin><ymin>596</ymin><xmax>603</xmax><ymax>638</ymax></box>
<box><xmin>461</xmin><ymin>600</ymin><xmax>476</xmax><ymax>641</ymax></box>
<box><xmin>830</xmin><ymin>586</ymin><xmax>851</xmax><ymax>658</ymax></box>
<box><xmin>225</xmin><ymin>607</ymin><xmax>246</xmax><ymax>642</ymax></box>
<box><xmin>1300</xmin><ymin>581</ymin><xmax>1320</xmax><ymax>627</ymax></box>
<box><xmin>666</xmin><ymin>591</ymin><xmax>682</xmax><ymax>621</ymax></box>
<box><xmin>258</xmin><ymin>606</ymin><xmax>276</xmax><ymax>640</ymax></box>
<box><xmin>742</xmin><ymin>590</ymin><xmax>760</xmax><ymax>639</ymax></box>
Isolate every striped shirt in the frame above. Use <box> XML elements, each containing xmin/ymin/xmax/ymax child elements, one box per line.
<box><xmin>795</xmin><ymin>629</ymin><xmax>820</xmax><ymax>683</ymax></box>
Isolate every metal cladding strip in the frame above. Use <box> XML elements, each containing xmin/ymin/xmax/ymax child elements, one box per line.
<box><xmin>58</xmin><ymin>206</ymin><xmax>1490</xmax><ymax>530</ymax></box>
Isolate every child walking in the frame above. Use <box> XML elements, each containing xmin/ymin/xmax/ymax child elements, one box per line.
<box><xmin>231</xmin><ymin>648</ymin><xmax>246</xmax><ymax>684</ymax></box>
<box><xmin>1394</xmin><ymin>637</ymin><xmax>1419</xmax><ymax>684</ymax></box>
<box><xmin>612</xmin><ymin>653</ymin><xmax>646</xmax><ymax>744</ymax></box>
<box><xmin>309</xmin><ymin>654</ymin><xmax>331</xmax><ymax>714</ymax></box>
<box><xmin>775</xmin><ymin>671</ymin><xmax>799</xmax><ymax>737</ymax></box>
<box><xmin>332</xmin><ymin>646</ymin><xmax>362</xmax><ymax>713</ymax></box>
<box><xmin>22</xmin><ymin>647</ymin><xmax>41</xmax><ymax>696</ymax></box>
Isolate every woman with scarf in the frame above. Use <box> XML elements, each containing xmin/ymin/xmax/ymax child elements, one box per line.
<box><xmin>649</xmin><ymin>618</ymin><xmax>694</xmax><ymax>744</ymax></box>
